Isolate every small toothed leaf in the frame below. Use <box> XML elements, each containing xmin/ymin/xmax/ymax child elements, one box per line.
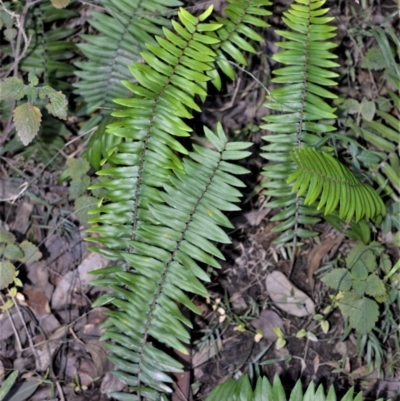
<box><xmin>0</xmin><ymin>77</ymin><xmax>25</xmax><ymax>101</ymax></box>
<box><xmin>13</xmin><ymin>103</ymin><xmax>42</xmax><ymax>146</ymax></box>
<box><xmin>19</xmin><ymin>241</ymin><xmax>42</xmax><ymax>263</ymax></box>
<box><xmin>67</xmin><ymin>158</ymin><xmax>91</xmax><ymax>180</ymax></box>
<box><xmin>39</xmin><ymin>86</ymin><xmax>68</xmax><ymax>120</ymax></box>
<box><xmin>321</xmin><ymin>268</ymin><xmax>352</xmax><ymax>291</ymax></box>
<box><xmin>75</xmin><ymin>195</ymin><xmax>98</xmax><ymax>226</ymax></box>
<box><xmin>4</xmin><ymin>244</ymin><xmax>23</xmax><ymax>260</ymax></box>
<box><xmin>0</xmin><ymin>261</ymin><xmax>16</xmax><ymax>290</ymax></box>
<box><xmin>0</xmin><ymin>230</ymin><xmax>16</xmax><ymax>245</ymax></box>
<box><xmin>4</xmin><ymin>27</ymin><xmax>17</xmax><ymax>41</ymax></box>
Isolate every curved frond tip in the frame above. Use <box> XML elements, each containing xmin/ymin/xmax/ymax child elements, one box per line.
<box><xmin>287</xmin><ymin>147</ymin><xmax>386</xmax><ymax>222</ymax></box>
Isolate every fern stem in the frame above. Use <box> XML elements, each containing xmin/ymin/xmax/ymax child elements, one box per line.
<box><xmin>291</xmin><ymin>1</ymin><xmax>312</xmax><ymax>260</ymax></box>
<box><xmin>296</xmin><ymin>0</ymin><xmax>311</xmax><ymax>146</ymax></box>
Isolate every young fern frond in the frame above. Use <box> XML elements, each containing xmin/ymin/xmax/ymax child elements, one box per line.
<box><xmin>74</xmin><ymin>0</ymin><xmax>182</xmax><ymax>163</ymax></box>
<box><xmin>261</xmin><ymin>0</ymin><xmax>340</xmax><ymax>243</ymax></box>
<box><xmin>86</xmin><ymin>7</ymin><xmax>221</xmax><ymax>259</ymax></box>
<box><xmin>89</xmin><ymin>123</ymin><xmax>250</xmax><ymax>399</ymax></box>
<box><xmin>287</xmin><ymin>148</ymin><xmax>386</xmax><ymax>222</ymax></box>
<box><xmin>206</xmin><ymin>0</ymin><xmax>272</xmax><ymax>89</ymax></box>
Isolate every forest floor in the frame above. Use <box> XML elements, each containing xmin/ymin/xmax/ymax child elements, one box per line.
<box><xmin>0</xmin><ymin>0</ymin><xmax>399</xmax><ymax>400</ymax></box>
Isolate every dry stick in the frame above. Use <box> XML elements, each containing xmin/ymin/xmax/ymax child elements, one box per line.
<box><xmin>0</xmin><ymin>0</ymin><xmax>35</xmax><ymax>78</ymax></box>
<box><xmin>0</xmin><ymin>0</ymin><xmax>33</xmax><ymax>144</ymax></box>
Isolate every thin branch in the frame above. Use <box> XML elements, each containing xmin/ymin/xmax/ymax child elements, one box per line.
<box><xmin>0</xmin><ymin>0</ymin><xmax>35</xmax><ymax>78</ymax></box>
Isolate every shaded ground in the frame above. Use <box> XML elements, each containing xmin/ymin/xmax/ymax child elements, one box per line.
<box><xmin>0</xmin><ymin>0</ymin><xmax>399</xmax><ymax>400</ymax></box>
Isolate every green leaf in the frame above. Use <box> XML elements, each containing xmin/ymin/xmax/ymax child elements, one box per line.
<box><xmin>19</xmin><ymin>241</ymin><xmax>42</xmax><ymax>263</ymax></box>
<box><xmin>349</xmin><ymin>297</ymin><xmax>379</xmax><ymax>335</ymax></box>
<box><xmin>352</xmin><ymin>280</ymin><xmax>367</xmax><ymax>297</ymax></box>
<box><xmin>0</xmin><ymin>77</ymin><xmax>25</xmax><ymax>101</ymax></box>
<box><xmin>0</xmin><ymin>370</ymin><xmax>18</xmax><ymax>401</ymax></box>
<box><xmin>0</xmin><ymin>230</ymin><xmax>16</xmax><ymax>244</ymax></box>
<box><xmin>360</xmin><ymin>98</ymin><xmax>376</xmax><ymax>121</ymax></box>
<box><xmin>4</xmin><ymin>27</ymin><xmax>17</xmax><ymax>41</ymax></box>
<box><xmin>288</xmin><ymin>147</ymin><xmax>386</xmax><ymax>222</ymax></box>
<box><xmin>321</xmin><ymin>268</ymin><xmax>352</xmax><ymax>291</ymax></box>
<box><xmin>342</xmin><ymin>98</ymin><xmax>360</xmax><ymax>114</ymax></box>
<box><xmin>69</xmin><ymin>176</ymin><xmax>90</xmax><ymax>200</ymax></box>
<box><xmin>361</xmin><ymin>46</ymin><xmax>387</xmax><ymax>70</ymax></box>
<box><xmin>13</xmin><ymin>103</ymin><xmax>42</xmax><ymax>146</ymax></box>
<box><xmin>351</xmin><ymin>261</ymin><xmax>369</xmax><ymax>280</ymax></box>
<box><xmin>365</xmin><ymin>275</ymin><xmax>386</xmax><ymax>299</ymax></box>
<box><xmin>75</xmin><ymin>195</ymin><xmax>98</xmax><ymax>226</ymax></box>
<box><xmin>67</xmin><ymin>157</ymin><xmax>91</xmax><ymax>180</ymax></box>
<box><xmin>4</xmin><ymin>244</ymin><xmax>23</xmax><ymax>260</ymax></box>
<box><xmin>0</xmin><ymin>261</ymin><xmax>16</xmax><ymax>290</ymax></box>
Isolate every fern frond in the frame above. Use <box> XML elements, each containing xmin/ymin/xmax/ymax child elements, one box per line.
<box><xmin>206</xmin><ymin>374</ymin><xmax>386</xmax><ymax>401</ymax></box>
<box><xmin>86</xmin><ymin>7</ymin><xmax>221</xmax><ymax>260</ymax></box>
<box><xmin>353</xmin><ymin>90</ymin><xmax>400</xmax><ymax>202</ymax></box>
<box><xmin>89</xmin><ymin>123</ymin><xmax>250</xmax><ymax>398</ymax></box>
<box><xmin>287</xmin><ymin>148</ymin><xmax>386</xmax><ymax>222</ymax></box>
<box><xmin>74</xmin><ymin>0</ymin><xmax>182</xmax><ymax>145</ymax></box>
<box><xmin>260</xmin><ymin>0</ymin><xmax>339</xmax><ymax>243</ymax></box>
<box><xmin>206</xmin><ymin>0</ymin><xmax>272</xmax><ymax>89</ymax></box>
<box><xmin>16</xmin><ymin>1</ymin><xmax>78</xmax><ymax>90</ymax></box>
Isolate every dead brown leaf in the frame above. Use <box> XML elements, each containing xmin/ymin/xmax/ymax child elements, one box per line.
<box><xmin>251</xmin><ymin>309</ymin><xmax>284</xmax><ymax>341</ymax></box>
<box><xmin>11</xmin><ymin>201</ymin><xmax>33</xmax><ymax>234</ymax></box>
<box><xmin>265</xmin><ymin>271</ymin><xmax>315</xmax><ymax>317</ymax></box>
<box><xmin>24</xmin><ymin>288</ymin><xmax>50</xmax><ymax>317</ymax></box>
<box><xmin>86</xmin><ymin>342</ymin><xmax>109</xmax><ymax>378</ymax></box>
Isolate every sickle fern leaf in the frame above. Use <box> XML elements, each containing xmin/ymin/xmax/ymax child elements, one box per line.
<box><xmin>206</xmin><ymin>0</ymin><xmax>272</xmax><ymax>90</ymax></box>
<box><xmin>287</xmin><ymin>148</ymin><xmax>386</xmax><ymax>222</ymax></box>
<box><xmin>74</xmin><ymin>0</ymin><xmax>182</xmax><ymax>165</ymax></box>
<box><xmin>89</xmin><ymin>123</ymin><xmax>251</xmax><ymax>399</ymax></box>
<box><xmin>260</xmin><ymin>0</ymin><xmax>340</xmax><ymax>243</ymax></box>
<box><xmin>86</xmin><ymin>7</ymin><xmax>221</xmax><ymax>261</ymax></box>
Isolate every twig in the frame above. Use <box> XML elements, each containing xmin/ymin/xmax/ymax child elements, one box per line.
<box><xmin>0</xmin><ymin>0</ymin><xmax>35</xmax><ymax>78</ymax></box>
<box><xmin>0</xmin><ymin>294</ymin><xmax>23</xmax><ymax>352</ymax></box>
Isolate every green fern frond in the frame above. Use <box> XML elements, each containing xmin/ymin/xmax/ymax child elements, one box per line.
<box><xmin>88</xmin><ymin>123</ymin><xmax>250</xmax><ymax>398</ymax></box>
<box><xmin>260</xmin><ymin>0</ymin><xmax>340</xmax><ymax>243</ymax></box>
<box><xmin>206</xmin><ymin>374</ymin><xmax>388</xmax><ymax>401</ymax></box>
<box><xmin>74</xmin><ymin>0</ymin><xmax>182</xmax><ymax>144</ymax></box>
<box><xmin>353</xmin><ymin>90</ymin><xmax>400</xmax><ymax>202</ymax></box>
<box><xmin>206</xmin><ymin>0</ymin><xmax>272</xmax><ymax>89</ymax></box>
<box><xmin>15</xmin><ymin>1</ymin><xmax>78</xmax><ymax>90</ymax></box>
<box><xmin>287</xmin><ymin>147</ymin><xmax>386</xmax><ymax>222</ymax></box>
<box><xmin>86</xmin><ymin>7</ymin><xmax>221</xmax><ymax>259</ymax></box>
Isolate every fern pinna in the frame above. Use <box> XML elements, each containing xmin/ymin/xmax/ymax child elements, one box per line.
<box><xmin>261</xmin><ymin>0</ymin><xmax>385</xmax><ymax>244</ymax></box>
<box><xmin>85</xmin><ymin>6</ymin><xmax>253</xmax><ymax>399</ymax></box>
